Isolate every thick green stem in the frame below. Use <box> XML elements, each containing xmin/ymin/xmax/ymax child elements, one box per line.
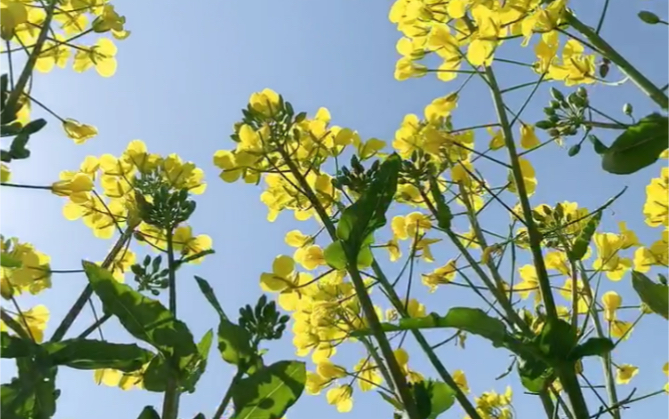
<box><xmin>485</xmin><ymin>66</ymin><xmax>590</xmax><ymax>418</ymax></box>
<box><xmin>49</xmin><ymin>228</ymin><xmax>133</xmax><ymax>342</ymax></box>
<box><xmin>212</xmin><ymin>369</ymin><xmax>243</xmax><ymax>419</ymax></box>
<box><xmin>4</xmin><ymin>0</ymin><xmax>58</xmax><ymax>114</ymax></box>
<box><xmin>278</xmin><ymin>151</ymin><xmax>420</xmax><ymax>419</ymax></box>
<box><xmin>564</xmin><ymin>12</ymin><xmax>668</xmax><ymax>110</ymax></box>
<box><xmin>162</xmin><ymin>229</ymin><xmax>181</xmax><ymax>419</ymax></box>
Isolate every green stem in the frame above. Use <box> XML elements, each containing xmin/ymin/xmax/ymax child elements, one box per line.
<box><xmin>49</xmin><ymin>228</ymin><xmax>133</xmax><ymax>342</ymax></box>
<box><xmin>277</xmin><ymin>145</ymin><xmax>483</xmax><ymax>419</ymax></box>
<box><xmin>576</xmin><ymin>261</ymin><xmax>621</xmax><ymax>419</ymax></box>
<box><xmin>277</xmin><ymin>150</ymin><xmax>420</xmax><ymax>419</ymax></box>
<box><xmin>162</xmin><ymin>228</ymin><xmax>181</xmax><ymax>419</ymax></box>
<box><xmin>212</xmin><ymin>369</ymin><xmax>244</xmax><ymax>419</ymax></box>
<box><xmin>564</xmin><ymin>12</ymin><xmax>668</xmax><ymax>109</ymax></box>
<box><xmin>484</xmin><ymin>65</ymin><xmax>590</xmax><ymax>418</ymax></box>
<box><xmin>3</xmin><ymin>0</ymin><xmax>58</xmax><ymax>114</ymax></box>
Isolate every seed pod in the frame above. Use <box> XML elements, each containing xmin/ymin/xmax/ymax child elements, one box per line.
<box><xmin>568</xmin><ymin>144</ymin><xmax>581</xmax><ymax>157</ymax></box>
<box><xmin>638</xmin><ymin>11</ymin><xmax>660</xmax><ymax>24</ymax></box>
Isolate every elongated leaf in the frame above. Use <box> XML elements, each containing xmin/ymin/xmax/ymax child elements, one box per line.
<box><xmin>631</xmin><ymin>271</ymin><xmax>669</xmax><ymax>320</ymax></box>
<box><xmin>183</xmin><ymin>329</ymin><xmax>214</xmax><ymax>393</ymax></box>
<box><xmin>428</xmin><ymin>175</ymin><xmax>452</xmax><ymax>230</ymax></box>
<box><xmin>538</xmin><ymin>319</ymin><xmax>577</xmax><ymax>360</ymax></box>
<box><xmin>378</xmin><ymin>391</ymin><xmax>403</xmax><ymax>411</ymax></box>
<box><xmin>1</xmin><ymin>253</ymin><xmax>22</xmax><ymax>268</ymax></box>
<box><xmin>218</xmin><ymin>319</ymin><xmax>253</xmax><ymax>366</ymax></box>
<box><xmin>337</xmin><ymin>154</ymin><xmax>401</xmax><ymax>251</ymax></box>
<box><xmin>568</xmin><ymin>211</ymin><xmax>601</xmax><ymax>260</ymax></box>
<box><xmin>137</xmin><ymin>406</ymin><xmax>160</xmax><ymax>419</ymax></box>
<box><xmin>232</xmin><ymin>360</ymin><xmax>306</xmax><ymax>419</ymax></box>
<box><xmin>1</xmin><ymin>332</ymin><xmax>36</xmax><ymax>358</ymax></box>
<box><xmin>83</xmin><ymin>261</ymin><xmax>198</xmax><ymax>361</ymax></box>
<box><xmin>602</xmin><ymin>113</ymin><xmax>668</xmax><ymax>175</ymax></box>
<box><xmin>42</xmin><ymin>339</ymin><xmax>153</xmax><ymax>371</ymax></box>
<box><xmin>353</xmin><ymin>308</ymin><xmax>508</xmax><ymax>346</ymax></box>
<box><xmin>568</xmin><ymin>337</ymin><xmax>614</xmax><ymax>361</ymax></box>
<box><xmin>194</xmin><ymin>276</ymin><xmax>227</xmax><ymax>320</ymax></box>
<box><xmin>142</xmin><ymin>355</ymin><xmax>169</xmax><ymax>392</ymax></box>
<box><xmin>2</xmin><ymin>358</ymin><xmax>58</xmax><ymax>419</ymax></box>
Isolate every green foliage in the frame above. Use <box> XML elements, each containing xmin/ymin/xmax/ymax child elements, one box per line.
<box><xmin>537</xmin><ymin>319</ymin><xmax>577</xmax><ymax>361</ymax></box>
<box><xmin>568</xmin><ymin>338</ymin><xmax>615</xmax><ymax>361</ymax></box>
<box><xmin>1</xmin><ymin>253</ymin><xmax>22</xmax><ymax>268</ymax></box>
<box><xmin>336</xmin><ymin>153</ymin><xmax>401</xmax><ymax>252</ymax></box>
<box><xmin>42</xmin><ymin>339</ymin><xmax>153</xmax><ymax>371</ymax></box>
<box><xmin>181</xmin><ymin>329</ymin><xmax>214</xmax><ymax>393</ymax></box>
<box><xmin>1</xmin><ymin>358</ymin><xmax>59</xmax><ymax>419</ymax></box>
<box><xmin>231</xmin><ymin>360</ymin><xmax>306</xmax><ymax>419</ymax></box>
<box><xmin>568</xmin><ymin>211</ymin><xmax>602</xmax><ymax>260</ymax></box>
<box><xmin>428</xmin><ymin>174</ymin><xmax>452</xmax><ymax>230</ymax></box>
<box><xmin>631</xmin><ymin>270</ymin><xmax>669</xmax><ymax>320</ymax></box>
<box><xmin>137</xmin><ymin>406</ymin><xmax>161</xmax><ymax>419</ymax></box>
<box><xmin>602</xmin><ymin>113</ymin><xmax>668</xmax><ymax>175</ymax></box>
<box><xmin>1</xmin><ymin>332</ymin><xmax>36</xmax><ymax>358</ymax></box>
<box><xmin>194</xmin><ymin>275</ymin><xmax>228</xmax><ymax>320</ymax></box>
<box><xmin>218</xmin><ymin>319</ymin><xmax>253</xmax><ymax>366</ymax></box>
<box><xmin>517</xmin><ymin>356</ymin><xmax>554</xmax><ymax>393</ymax></box>
<box><xmin>83</xmin><ymin>261</ymin><xmax>198</xmax><ymax>361</ymax></box>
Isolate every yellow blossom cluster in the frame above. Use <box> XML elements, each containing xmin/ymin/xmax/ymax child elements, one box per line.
<box><xmin>389</xmin><ymin>0</ymin><xmax>597</xmax><ymax>86</ymax></box>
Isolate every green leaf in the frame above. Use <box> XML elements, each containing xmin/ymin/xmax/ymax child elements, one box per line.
<box><xmin>323</xmin><ymin>241</ymin><xmax>347</xmax><ymax>270</ymax></box>
<box><xmin>602</xmin><ymin>113</ymin><xmax>668</xmax><ymax>175</ymax></box>
<box><xmin>428</xmin><ymin>175</ymin><xmax>452</xmax><ymax>230</ymax></box>
<box><xmin>410</xmin><ymin>380</ymin><xmax>433</xmax><ymax>419</ymax></box>
<box><xmin>82</xmin><ymin>261</ymin><xmax>198</xmax><ymax>361</ymax></box>
<box><xmin>378</xmin><ymin>391</ymin><xmax>403</xmax><ymax>411</ymax></box>
<box><xmin>232</xmin><ymin>360</ymin><xmax>306</xmax><ymax>419</ymax></box>
<box><xmin>568</xmin><ymin>338</ymin><xmax>615</xmax><ymax>361</ymax></box>
<box><xmin>20</xmin><ymin>118</ymin><xmax>47</xmax><ymax>135</ymax></box>
<box><xmin>193</xmin><ymin>414</ymin><xmax>206</xmax><ymax>419</ymax></box>
<box><xmin>182</xmin><ymin>329</ymin><xmax>214</xmax><ymax>393</ymax></box>
<box><xmin>218</xmin><ymin>319</ymin><xmax>253</xmax><ymax>366</ymax></box>
<box><xmin>2</xmin><ymin>358</ymin><xmax>59</xmax><ymax>419</ymax></box>
<box><xmin>568</xmin><ymin>211</ymin><xmax>601</xmax><ymax>260</ymax></box>
<box><xmin>1</xmin><ymin>332</ymin><xmax>36</xmax><ymax>358</ymax></box>
<box><xmin>354</xmin><ymin>308</ymin><xmax>509</xmax><ymax>345</ymax></box>
<box><xmin>427</xmin><ymin>381</ymin><xmax>456</xmax><ymax>419</ymax></box>
<box><xmin>137</xmin><ymin>406</ymin><xmax>161</xmax><ymax>419</ymax></box>
<box><xmin>1</xmin><ymin>253</ymin><xmax>22</xmax><ymax>268</ymax></box>
<box><xmin>142</xmin><ymin>355</ymin><xmax>169</xmax><ymax>392</ymax></box>
<box><xmin>336</xmin><ymin>153</ymin><xmax>401</xmax><ymax>251</ymax></box>
<box><xmin>42</xmin><ymin>339</ymin><xmax>153</xmax><ymax>372</ymax></box>
<box><xmin>538</xmin><ymin>319</ymin><xmax>577</xmax><ymax>360</ymax></box>
<box><xmin>194</xmin><ymin>276</ymin><xmax>227</xmax><ymax>320</ymax></box>
<box><xmin>632</xmin><ymin>270</ymin><xmax>669</xmax><ymax>320</ymax></box>
<box><xmin>518</xmin><ymin>357</ymin><xmax>553</xmax><ymax>393</ymax></box>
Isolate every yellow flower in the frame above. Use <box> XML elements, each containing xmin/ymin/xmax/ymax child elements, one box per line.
<box><xmin>615</xmin><ymin>364</ymin><xmax>638</xmax><ymax>385</ymax></box>
<box><xmin>610</xmin><ymin>320</ymin><xmax>633</xmax><ymax>341</ymax></box>
<box><xmin>213</xmin><ymin>150</ymin><xmax>242</xmax><ymax>183</ymax></box>
<box><xmin>386</xmin><ymin>239</ymin><xmax>402</xmax><ymax>262</ymax></box>
<box><xmin>285</xmin><ymin>230</ymin><xmax>312</xmax><ymax>248</ymax></box>
<box><xmin>601</xmin><ymin>291</ymin><xmax>621</xmax><ymax>322</ymax></box>
<box><xmin>73</xmin><ymin>37</ymin><xmax>118</xmax><ymax>77</ymax></box>
<box><xmin>260</xmin><ymin>255</ymin><xmax>295</xmax><ymax>292</ymax></box>
<box><xmin>63</xmin><ymin>118</ymin><xmax>98</xmax><ymax>144</ymax></box>
<box><xmin>453</xmin><ymin>369</ymin><xmax>470</xmax><ymax>394</ymax></box>
<box><xmin>520</xmin><ymin>123</ymin><xmax>541</xmax><ymax>149</ymax></box>
<box><xmin>326</xmin><ymin>385</ymin><xmax>354</xmax><ymax>413</ymax></box>
<box><xmin>516</xmin><ymin>265</ymin><xmax>541</xmax><ymax>303</ymax></box>
<box><xmin>52</xmin><ymin>172</ymin><xmax>94</xmax><ymax>197</ymax></box>
<box><xmin>421</xmin><ymin>260</ymin><xmax>457</xmax><ymax>292</ymax></box>
<box><xmin>249</xmin><ymin>88</ymin><xmax>281</xmax><ymax>117</ymax></box>
<box><xmin>17</xmin><ymin>304</ymin><xmax>49</xmax><ymax>343</ymax></box>
<box><xmin>643</xmin><ymin>167</ymin><xmax>668</xmax><ymax>227</ymax></box>
<box><xmin>424</xmin><ymin>92</ymin><xmax>458</xmax><ymax>124</ymax></box>
<box><xmin>507</xmin><ymin>158</ymin><xmax>537</xmax><ymax>196</ymax></box>
<box><xmin>354</xmin><ymin>358</ymin><xmax>383</xmax><ymax>392</ymax></box>
<box><xmin>316</xmin><ymin>360</ymin><xmax>347</xmax><ymax>380</ymax></box>
<box><xmin>172</xmin><ymin>226</ymin><xmax>213</xmax><ymax>263</ymax></box>
<box><xmin>592</xmin><ymin>233</ymin><xmax>632</xmax><ymax>281</ymax></box>
<box><xmin>294</xmin><ymin>245</ymin><xmax>325</xmax><ymax>270</ymax></box>
<box><xmin>1</xmin><ymin>163</ymin><xmax>10</xmax><ymax>182</ymax></box>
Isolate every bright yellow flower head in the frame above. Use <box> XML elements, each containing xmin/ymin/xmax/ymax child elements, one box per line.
<box><xmin>260</xmin><ymin>255</ymin><xmax>296</xmax><ymax>292</ymax></box>
<box><xmin>63</xmin><ymin>118</ymin><xmax>98</xmax><ymax>144</ymax></box>
<box><xmin>601</xmin><ymin>291</ymin><xmax>621</xmax><ymax>322</ymax></box>
<box><xmin>615</xmin><ymin>364</ymin><xmax>639</xmax><ymax>385</ymax></box>
<box><xmin>326</xmin><ymin>385</ymin><xmax>353</xmax><ymax>413</ymax></box>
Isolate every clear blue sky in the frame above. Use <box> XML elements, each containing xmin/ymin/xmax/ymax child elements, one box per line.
<box><xmin>2</xmin><ymin>1</ymin><xmax>668</xmax><ymax>418</ymax></box>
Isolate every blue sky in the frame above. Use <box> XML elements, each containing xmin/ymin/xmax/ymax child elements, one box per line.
<box><xmin>2</xmin><ymin>1</ymin><xmax>668</xmax><ymax>418</ymax></box>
